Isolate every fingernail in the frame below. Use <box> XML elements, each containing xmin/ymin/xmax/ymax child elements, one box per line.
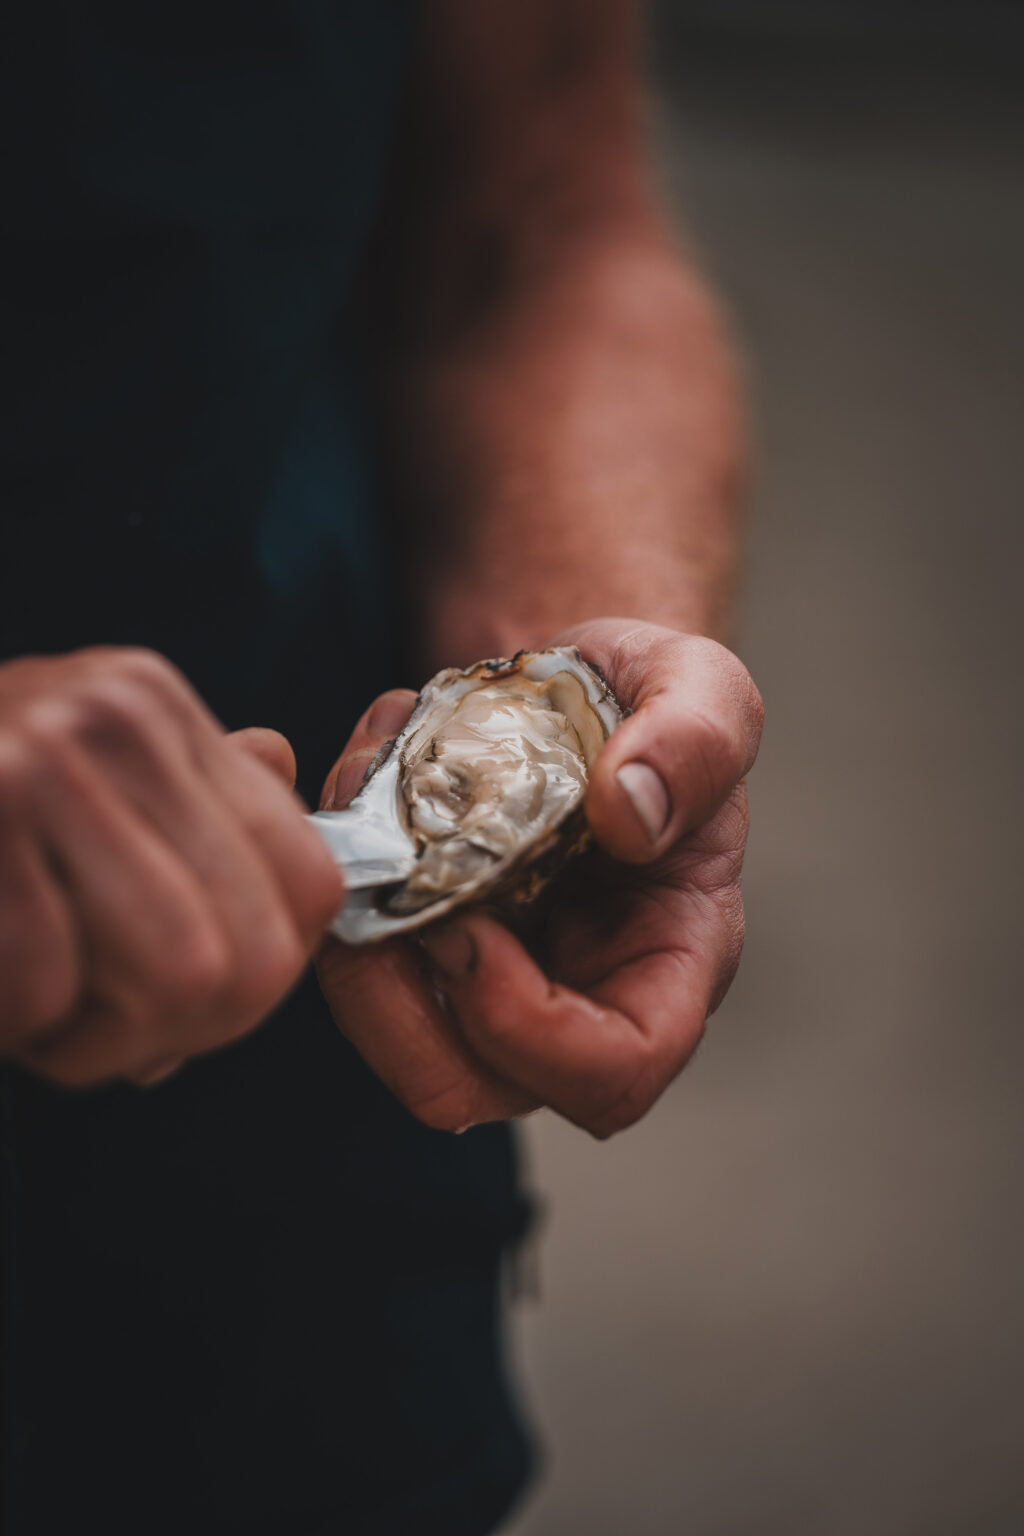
<box><xmin>616</xmin><ymin>761</ymin><xmax>671</xmax><ymax>844</ymax></box>
<box><xmin>422</xmin><ymin>925</ymin><xmax>477</xmax><ymax>979</ymax></box>
<box><xmin>368</xmin><ymin>691</ymin><xmax>413</xmax><ymax>737</ymax></box>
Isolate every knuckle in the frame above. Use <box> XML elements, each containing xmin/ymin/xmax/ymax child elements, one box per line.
<box><xmin>8</xmin><ymin>957</ymin><xmax>78</xmax><ymax>1041</ymax></box>
<box><xmin>686</xmin><ymin>637</ymin><xmax>764</xmax><ymax>768</ymax></box>
<box><xmin>102</xmin><ymin>648</ymin><xmax>200</xmax><ymax>723</ymax></box>
<box><xmin>686</xmin><ymin>634</ymin><xmax>730</xmax><ymax>669</ymax></box>
<box><xmin>689</xmin><ymin>635</ymin><xmax>750</xmax><ymax>693</ymax></box>
<box><xmin>65</xmin><ymin>676</ymin><xmax>155</xmax><ymax>755</ymax></box>
<box><xmin>165</xmin><ymin>926</ymin><xmax>234</xmax><ymax>1009</ymax></box>
<box><xmin>15</xmin><ymin>1022</ymin><xmax>109</xmax><ymax>1089</ymax></box>
<box><xmin>113</xmin><ymin>647</ymin><xmax>185</xmax><ymax>693</ymax></box>
<box><xmin>690</xmin><ymin>793</ymin><xmax>750</xmax><ymax>887</ymax></box>
<box><xmin>15</xmin><ymin>690</ymin><xmax>148</xmax><ymax>775</ymax></box>
<box><xmin>689</xmin><ymin>710</ymin><xmax>746</xmax><ymax>802</ymax></box>
<box><xmin>237</xmin><ymin>919</ymin><xmax>306</xmax><ymax>1007</ymax></box>
<box><xmin>584</xmin><ymin>1048</ymin><xmax>661</xmax><ymax>1141</ymax></box>
<box><xmin>725</xmin><ymin>658</ymin><xmax>764</xmax><ymax>763</ymax></box>
<box><xmin>16</xmin><ymin>698</ymin><xmax>83</xmax><ymax>764</ymax></box>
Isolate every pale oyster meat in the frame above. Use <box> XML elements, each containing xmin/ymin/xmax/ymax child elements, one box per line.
<box><xmin>320</xmin><ymin>647</ymin><xmax>622</xmax><ymax>943</ymax></box>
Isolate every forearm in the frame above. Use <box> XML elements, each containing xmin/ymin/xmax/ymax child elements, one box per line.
<box><xmin>381</xmin><ymin>235</ymin><xmax>744</xmax><ymax>668</ymax></box>
<box><xmin>362</xmin><ymin>0</ymin><xmax>744</xmax><ymax>670</ymax></box>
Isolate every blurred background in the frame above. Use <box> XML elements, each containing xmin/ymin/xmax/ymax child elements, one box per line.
<box><xmin>506</xmin><ymin>5</ymin><xmax>1024</xmax><ymax>1533</ymax></box>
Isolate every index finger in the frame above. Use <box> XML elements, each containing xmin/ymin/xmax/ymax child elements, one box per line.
<box><xmin>565</xmin><ymin>621</ymin><xmax>764</xmax><ymax>864</ymax></box>
<box><xmin>422</xmin><ymin>909</ymin><xmax>714</xmax><ymax>1138</ymax></box>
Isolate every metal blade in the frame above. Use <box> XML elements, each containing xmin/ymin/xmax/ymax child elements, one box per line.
<box><xmin>308</xmin><ymin>809</ymin><xmax>417</xmax><ymax>892</ymax></box>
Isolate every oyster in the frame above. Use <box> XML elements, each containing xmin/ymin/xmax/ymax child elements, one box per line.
<box><xmin>317</xmin><ymin>647</ymin><xmax>622</xmax><ymax>944</ymax></box>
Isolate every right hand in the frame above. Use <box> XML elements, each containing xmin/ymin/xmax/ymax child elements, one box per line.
<box><xmin>0</xmin><ymin>648</ymin><xmax>345</xmax><ymax>1087</ymax></box>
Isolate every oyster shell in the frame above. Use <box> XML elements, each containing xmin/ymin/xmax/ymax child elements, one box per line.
<box><xmin>322</xmin><ymin>646</ymin><xmax>622</xmax><ymax>943</ymax></box>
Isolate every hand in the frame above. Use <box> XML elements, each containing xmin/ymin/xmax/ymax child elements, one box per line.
<box><xmin>0</xmin><ymin>648</ymin><xmax>344</xmax><ymax>1086</ymax></box>
<box><xmin>316</xmin><ymin>619</ymin><xmax>763</xmax><ymax>1137</ymax></box>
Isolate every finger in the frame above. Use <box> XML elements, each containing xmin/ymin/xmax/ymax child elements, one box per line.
<box><xmin>17</xmin><ymin>994</ymin><xmax>190</xmax><ymax>1090</ymax></box>
<box><xmin>107</xmin><ymin>743</ymin><xmax>327</xmax><ymax>1015</ymax></box>
<box><xmin>83</xmin><ymin>738</ymin><xmax>309</xmax><ymax>1003</ymax></box>
<box><xmin>20</xmin><ymin>663</ymin><xmax>341</xmax><ymax>953</ymax></box>
<box><xmin>227</xmin><ymin>727</ymin><xmax>297</xmax><ymax>788</ymax></box>
<box><xmin>317</xmin><ymin>934</ymin><xmax>537</xmax><ymax>1130</ymax></box>
<box><xmin>68</xmin><ymin>687</ymin><xmax>342</xmax><ymax>953</ymax></box>
<box><xmin>20</xmin><ymin>760</ymin><xmax>235</xmax><ymax>1081</ymax></box>
<box><xmin>564</xmin><ymin>621</ymin><xmax>763</xmax><ymax>864</ymax></box>
<box><xmin>422</xmin><ymin>911</ymin><xmax>715</xmax><ymax>1138</ymax></box>
<box><xmin>201</xmin><ymin>740</ymin><xmax>344</xmax><ymax>948</ymax></box>
<box><xmin>18</xmin><ymin>995</ymin><xmax>137</xmax><ymax>1087</ymax></box>
<box><xmin>320</xmin><ymin>690</ymin><xmax>418</xmax><ymax>810</ymax></box>
<box><xmin>0</xmin><ymin>824</ymin><xmax>81</xmax><ymax>1046</ymax></box>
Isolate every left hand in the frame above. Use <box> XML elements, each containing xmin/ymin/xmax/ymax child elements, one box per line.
<box><xmin>316</xmin><ymin>619</ymin><xmax>763</xmax><ymax>1138</ymax></box>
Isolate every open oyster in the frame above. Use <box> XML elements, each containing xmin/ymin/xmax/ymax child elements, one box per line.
<box><xmin>315</xmin><ymin>647</ymin><xmax>622</xmax><ymax>944</ymax></box>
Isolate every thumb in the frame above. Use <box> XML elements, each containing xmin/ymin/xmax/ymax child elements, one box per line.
<box><xmin>565</xmin><ymin>623</ymin><xmax>763</xmax><ymax>864</ymax></box>
<box><xmin>226</xmin><ymin>727</ymin><xmax>298</xmax><ymax>789</ymax></box>
<box><xmin>320</xmin><ymin>689</ymin><xmax>417</xmax><ymax>810</ymax></box>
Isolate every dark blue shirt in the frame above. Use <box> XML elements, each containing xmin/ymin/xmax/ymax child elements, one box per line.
<box><xmin>1</xmin><ymin>7</ymin><xmax>534</xmax><ymax>1532</ymax></box>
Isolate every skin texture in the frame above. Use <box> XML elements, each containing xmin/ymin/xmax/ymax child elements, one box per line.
<box><xmin>314</xmin><ymin>2</ymin><xmax>764</xmax><ymax>1137</ymax></box>
<box><xmin>0</xmin><ymin>650</ymin><xmax>343</xmax><ymax>1086</ymax></box>
<box><xmin>361</xmin><ymin>0</ymin><xmax>744</xmax><ymax>662</ymax></box>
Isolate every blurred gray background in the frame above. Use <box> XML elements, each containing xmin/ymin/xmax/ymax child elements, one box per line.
<box><xmin>506</xmin><ymin>6</ymin><xmax>1024</xmax><ymax>1533</ymax></box>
